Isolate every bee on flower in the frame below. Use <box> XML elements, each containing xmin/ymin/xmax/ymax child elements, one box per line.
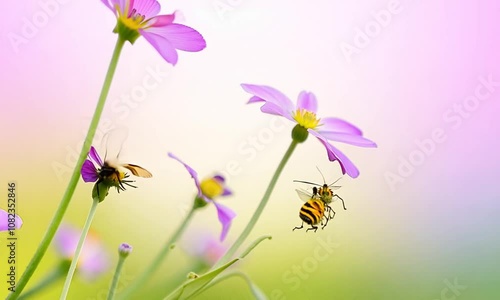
<box><xmin>80</xmin><ymin>130</ymin><xmax>152</xmax><ymax>202</ymax></box>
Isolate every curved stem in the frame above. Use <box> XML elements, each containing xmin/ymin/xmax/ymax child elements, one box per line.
<box><xmin>8</xmin><ymin>36</ymin><xmax>126</xmax><ymax>300</ymax></box>
<box><xmin>18</xmin><ymin>261</ymin><xmax>68</xmax><ymax>300</ymax></box>
<box><xmin>199</xmin><ymin>271</ymin><xmax>262</xmax><ymax>298</ymax></box>
<box><xmin>213</xmin><ymin>140</ymin><xmax>298</xmax><ymax>268</ymax></box>
<box><xmin>118</xmin><ymin>207</ymin><xmax>196</xmax><ymax>299</ymax></box>
<box><xmin>107</xmin><ymin>254</ymin><xmax>128</xmax><ymax>300</ymax></box>
<box><xmin>59</xmin><ymin>197</ymin><xmax>100</xmax><ymax>300</ymax></box>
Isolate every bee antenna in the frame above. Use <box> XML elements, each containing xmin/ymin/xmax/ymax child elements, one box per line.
<box><xmin>329</xmin><ymin>177</ymin><xmax>342</xmax><ymax>186</ymax></box>
<box><xmin>316</xmin><ymin>166</ymin><xmax>327</xmax><ymax>184</ymax></box>
<box><xmin>293</xmin><ymin>180</ymin><xmax>320</xmax><ymax>186</ymax></box>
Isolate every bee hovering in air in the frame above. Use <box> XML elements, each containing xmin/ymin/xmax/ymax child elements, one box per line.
<box><xmin>81</xmin><ymin>128</ymin><xmax>152</xmax><ymax>201</ymax></box>
<box><xmin>293</xmin><ymin>187</ymin><xmax>333</xmax><ymax>232</ymax></box>
<box><xmin>292</xmin><ymin>168</ymin><xmax>346</xmax><ymax>232</ymax></box>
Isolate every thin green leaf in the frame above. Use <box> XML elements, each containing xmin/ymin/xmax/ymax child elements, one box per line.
<box><xmin>164</xmin><ymin>235</ymin><xmax>272</xmax><ymax>300</ymax></box>
<box><xmin>239</xmin><ymin>235</ymin><xmax>272</xmax><ymax>259</ymax></box>
<box><xmin>163</xmin><ymin>259</ymin><xmax>238</xmax><ymax>300</ymax></box>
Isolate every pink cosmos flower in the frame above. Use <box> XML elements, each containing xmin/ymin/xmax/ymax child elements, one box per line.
<box><xmin>101</xmin><ymin>0</ymin><xmax>206</xmax><ymax>65</ymax></box>
<box><xmin>242</xmin><ymin>84</ymin><xmax>377</xmax><ymax>178</ymax></box>
<box><xmin>0</xmin><ymin>209</ymin><xmax>22</xmax><ymax>231</ymax></box>
<box><xmin>168</xmin><ymin>153</ymin><xmax>236</xmax><ymax>241</ymax></box>
<box><xmin>54</xmin><ymin>224</ymin><xmax>110</xmax><ymax>280</ymax></box>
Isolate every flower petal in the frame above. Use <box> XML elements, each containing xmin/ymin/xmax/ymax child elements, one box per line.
<box><xmin>319</xmin><ymin>132</ymin><xmax>377</xmax><ymax>147</ymax></box>
<box><xmin>139</xmin><ymin>30</ymin><xmax>179</xmax><ymax>65</ymax></box>
<box><xmin>297</xmin><ymin>91</ymin><xmax>318</xmax><ymax>113</ymax></box>
<box><xmin>54</xmin><ymin>225</ymin><xmax>79</xmax><ymax>258</ymax></box>
<box><xmin>309</xmin><ymin>130</ymin><xmax>360</xmax><ymax>178</ymax></box>
<box><xmin>88</xmin><ymin>146</ymin><xmax>103</xmax><ymax>167</ymax></box>
<box><xmin>131</xmin><ymin>0</ymin><xmax>161</xmax><ymax>20</ymax></box>
<box><xmin>79</xmin><ymin>233</ymin><xmax>110</xmax><ymax>280</ymax></box>
<box><xmin>0</xmin><ymin>209</ymin><xmax>22</xmax><ymax>231</ymax></box>
<box><xmin>168</xmin><ymin>153</ymin><xmax>201</xmax><ymax>196</ymax></box>
<box><xmin>81</xmin><ymin>160</ymin><xmax>99</xmax><ymax>183</ymax></box>
<box><xmin>242</xmin><ymin>84</ymin><xmax>295</xmax><ymax>119</ymax></box>
<box><xmin>101</xmin><ymin>0</ymin><xmax>114</xmax><ymax>12</ymax></box>
<box><xmin>147</xmin><ymin>12</ymin><xmax>176</xmax><ymax>27</ymax></box>
<box><xmin>143</xmin><ymin>24</ymin><xmax>206</xmax><ymax>52</ymax></box>
<box><xmin>318</xmin><ymin>117</ymin><xmax>363</xmax><ymax>135</ymax></box>
<box><xmin>212</xmin><ymin>201</ymin><xmax>236</xmax><ymax>241</ymax></box>
<box><xmin>222</xmin><ymin>187</ymin><xmax>232</xmax><ymax>196</ymax></box>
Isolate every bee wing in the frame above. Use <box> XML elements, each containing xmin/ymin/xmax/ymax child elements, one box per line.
<box><xmin>101</xmin><ymin>128</ymin><xmax>129</xmax><ymax>161</ymax></box>
<box><xmin>296</xmin><ymin>189</ymin><xmax>313</xmax><ymax>202</ymax></box>
<box><xmin>330</xmin><ymin>185</ymin><xmax>342</xmax><ymax>191</ymax></box>
<box><xmin>122</xmin><ymin>164</ymin><xmax>153</xmax><ymax>178</ymax></box>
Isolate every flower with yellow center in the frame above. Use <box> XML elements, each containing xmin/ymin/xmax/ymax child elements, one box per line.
<box><xmin>168</xmin><ymin>153</ymin><xmax>236</xmax><ymax>241</ymax></box>
<box><xmin>243</xmin><ymin>83</ymin><xmax>377</xmax><ymax>178</ymax></box>
<box><xmin>101</xmin><ymin>0</ymin><xmax>206</xmax><ymax>65</ymax></box>
<box><xmin>293</xmin><ymin>109</ymin><xmax>321</xmax><ymax>130</ymax></box>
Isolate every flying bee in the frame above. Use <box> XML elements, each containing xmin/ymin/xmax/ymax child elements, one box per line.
<box><xmin>83</xmin><ymin>128</ymin><xmax>152</xmax><ymax>201</ymax></box>
<box><xmin>292</xmin><ymin>187</ymin><xmax>334</xmax><ymax>232</ymax></box>
<box><xmin>292</xmin><ymin>168</ymin><xmax>346</xmax><ymax>232</ymax></box>
<box><xmin>293</xmin><ymin>167</ymin><xmax>347</xmax><ymax>210</ymax></box>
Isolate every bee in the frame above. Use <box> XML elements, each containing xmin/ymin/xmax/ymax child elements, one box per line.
<box><xmin>292</xmin><ymin>168</ymin><xmax>346</xmax><ymax>232</ymax></box>
<box><xmin>90</xmin><ymin>129</ymin><xmax>152</xmax><ymax>200</ymax></box>
<box><xmin>293</xmin><ymin>187</ymin><xmax>334</xmax><ymax>232</ymax></box>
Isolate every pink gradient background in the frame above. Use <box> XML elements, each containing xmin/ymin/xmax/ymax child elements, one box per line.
<box><xmin>1</xmin><ymin>0</ymin><xmax>499</xmax><ymax>299</ymax></box>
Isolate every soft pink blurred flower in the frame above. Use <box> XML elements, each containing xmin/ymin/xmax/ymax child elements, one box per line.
<box><xmin>54</xmin><ymin>224</ymin><xmax>110</xmax><ymax>280</ymax></box>
<box><xmin>183</xmin><ymin>232</ymin><xmax>227</xmax><ymax>266</ymax></box>
<box><xmin>0</xmin><ymin>209</ymin><xmax>22</xmax><ymax>231</ymax></box>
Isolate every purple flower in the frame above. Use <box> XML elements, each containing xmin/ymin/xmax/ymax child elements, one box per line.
<box><xmin>80</xmin><ymin>146</ymin><xmax>138</xmax><ymax>201</ymax></box>
<box><xmin>54</xmin><ymin>224</ymin><xmax>109</xmax><ymax>280</ymax></box>
<box><xmin>242</xmin><ymin>84</ymin><xmax>377</xmax><ymax>178</ymax></box>
<box><xmin>101</xmin><ymin>0</ymin><xmax>206</xmax><ymax>65</ymax></box>
<box><xmin>0</xmin><ymin>209</ymin><xmax>22</xmax><ymax>231</ymax></box>
<box><xmin>81</xmin><ymin>146</ymin><xmax>105</xmax><ymax>184</ymax></box>
<box><xmin>168</xmin><ymin>153</ymin><xmax>236</xmax><ymax>241</ymax></box>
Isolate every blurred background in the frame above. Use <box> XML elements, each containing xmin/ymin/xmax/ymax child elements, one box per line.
<box><xmin>1</xmin><ymin>0</ymin><xmax>500</xmax><ymax>299</ymax></box>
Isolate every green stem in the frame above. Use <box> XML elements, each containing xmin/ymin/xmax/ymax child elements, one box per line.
<box><xmin>198</xmin><ymin>271</ymin><xmax>261</xmax><ymax>298</ymax></box>
<box><xmin>213</xmin><ymin>140</ymin><xmax>298</xmax><ymax>268</ymax></box>
<box><xmin>118</xmin><ymin>207</ymin><xmax>197</xmax><ymax>299</ymax></box>
<box><xmin>59</xmin><ymin>197</ymin><xmax>100</xmax><ymax>300</ymax></box>
<box><xmin>107</xmin><ymin>254</ymin><xmax>128</xmax><ymax>300</ymax></box>
<box><xmin>18</xmin><ymin>261</ymin><xmax>68</xmax><ymax>300</ymax></box>
<box><xmin>7</xmin><ymin>37</ymin><xmax>126</xmax><ymax>300</ymax></box>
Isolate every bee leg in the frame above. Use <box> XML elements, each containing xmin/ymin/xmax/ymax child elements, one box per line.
<box><xmin>293</xmin><ymin>222</ymin><xmax>304</xmax><ymax>231</ymax></box>
<box><xmin>335</xmin><ymin>195</ymin><xmax>347</xmax><ymax>210</ymax></box>
<box><xmin>306</xmin><ymin>225</ymin><xmax>318</xmax><ymax>233</ymax></box>
<box><xmin>321</xmin><ymin>217</ymin><xmax>328</xmax><ymax>229</ymax></box>
<box><xmin>330</xmin><ymin>208</ymin><xmax>336</xmax><ymax>220</ymax></box>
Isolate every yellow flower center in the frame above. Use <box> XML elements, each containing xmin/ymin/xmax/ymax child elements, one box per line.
<box><xmin>292</xmin><ymin>109</ymin><xmax>321</xmax><ymax>129</ymax></box>
<box><xmin>200</xmin><ymin>178</ymin><xmax>223</xmax><ymax>199</ymax></box>
<box><xmin>117</xmin><ymin>7</ymin><xmax>146</xmax><ymax>30</ymax></box>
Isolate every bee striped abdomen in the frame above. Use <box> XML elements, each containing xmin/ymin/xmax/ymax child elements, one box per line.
<box><xmin>299</xmin><ymin>199</ymin><xmax>325</xmax><ymax>225</ymax></box>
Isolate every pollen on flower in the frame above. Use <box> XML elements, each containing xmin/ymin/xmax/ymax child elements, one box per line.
<box><xmin>293</xmin><ymin>109</ymin><xmax>321</xmax><ymax>129</ymax></box>
<box><xmin>118</xmin><ymin>9</ymin><xmax>146</xmax><ymax>30</ymax></box>
<box><xmin>200</xmin><ymin>178</ymin><xmax>223</xmax><ymax>199</ymax></box>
